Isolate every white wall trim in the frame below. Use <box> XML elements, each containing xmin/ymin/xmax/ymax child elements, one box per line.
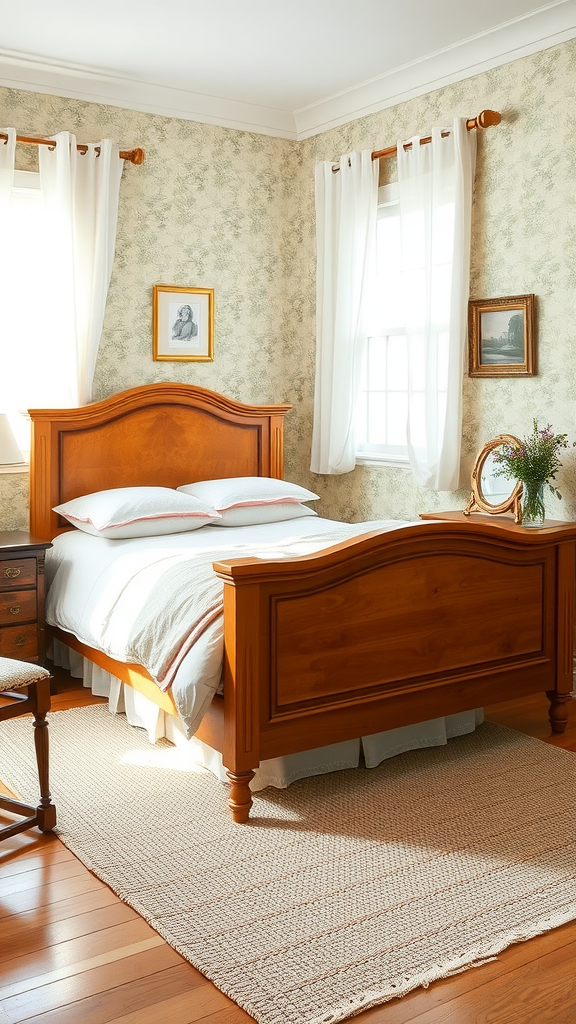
<box><xmin>0</xmin><ymin>49</ymin><xmax>299</xmax><ymax>140</ymax></box>
<box><xmin>295</xmin><ymin>1</ymin><xmax>576</xmax><ymax>138</ymax></box>
<box><xmin>1</xmin><ymin>2</ymin><xmax>575</xmax><ymax>141</ymax></box>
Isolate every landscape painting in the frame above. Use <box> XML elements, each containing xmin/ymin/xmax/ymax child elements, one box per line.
<box><xmin>469</xmin><ymin>294</ymin><xmax>535</xmax><ymax>378</ymax></box>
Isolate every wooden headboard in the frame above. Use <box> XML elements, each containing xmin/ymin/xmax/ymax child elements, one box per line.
<box><xmin>29</xmin><ymin>383</ymin><xmax>291</xmax><ymax>541</ymax></box>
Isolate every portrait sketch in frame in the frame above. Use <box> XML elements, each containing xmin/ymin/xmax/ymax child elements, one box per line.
<box><xmin>468</xmin><ymin>294</ymin><xmax>535</xmax><ymax>378</ymax></box>
<box><xmin>153</xmin><ymin>285</ymin><xmax>214</xmax><ymax>362</ymax></box>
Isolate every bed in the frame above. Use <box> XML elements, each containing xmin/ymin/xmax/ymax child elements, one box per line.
<box><xmin>29</xmin><ymin>383</ymin><xmax>576</xmax><ymax>822</ymax></box>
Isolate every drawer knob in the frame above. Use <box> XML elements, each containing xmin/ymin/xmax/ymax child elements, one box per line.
<box><xmin>4</xmin><ymin>567</ymin><xmax>21</xmax><ymax>579</ymax></box>
<box><xmin>15</xmin><ymin>636</ymin><xmax>27</xmax><ymax>646</ymax></box>
<box><xmin>8</xmin><ymin>605</ymin><xmax>21</xmax><ymax>616</ymax></box>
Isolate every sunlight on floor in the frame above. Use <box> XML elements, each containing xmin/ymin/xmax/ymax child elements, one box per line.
<box><xmin>119</xmin><ymin>744</ymin><xmax>210</xmax><ymax>773</ymax></box>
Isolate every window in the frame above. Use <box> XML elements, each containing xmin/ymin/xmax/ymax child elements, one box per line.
<box><xmin>355</xmin><ymin>181</ymin><xmax>452</xmax><ymax>469</ymax></box>
<box><xmin>1</xmin><ymin>170</ymin><xmax>74</xmax><ymax>460</ymax></box>
<box><xmin>355</xmin><ymin>184</ymin><xmax>409</xmax><ymax>467</ymax></box>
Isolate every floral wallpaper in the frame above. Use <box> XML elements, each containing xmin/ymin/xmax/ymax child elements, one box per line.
<box><xmin>1</xmin><ymin>37</ymin><xmax>576</xmax><ymax>532</ymax></box>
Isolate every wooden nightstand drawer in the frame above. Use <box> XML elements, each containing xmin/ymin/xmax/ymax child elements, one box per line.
<box><xmin>0</xmin><ymin>589</ymin><xmax>37</xmax><ymax>625</ymax></box>
<box><xmin>0</xmin><ymin>533</ymin><xmax>52</xmax><ymax>665</ymax></box>
<box><xmin>0</xmin><ymin>624</ymin><xmax>38</xmax><ymax>660</ymax></box>
<box><xmin>0</xmin><ymin>558</ymin><xmax>37</xmax><ymax>590</ymax></box>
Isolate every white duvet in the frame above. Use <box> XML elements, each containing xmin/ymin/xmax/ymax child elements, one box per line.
<box><xmin>46</xmin><ymin>515</ymin><xmax>409</xmax><ymax>736</ymax></box>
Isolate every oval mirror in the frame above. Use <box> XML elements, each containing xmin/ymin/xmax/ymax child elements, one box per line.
<box><xmin>464</xmin><ymin>434</ymin><xmax>523</xmax><ymax>522</ymax></box>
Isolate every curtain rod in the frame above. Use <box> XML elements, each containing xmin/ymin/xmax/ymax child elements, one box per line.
<box><xmin>0</xmin><ymin>132</ymin><xmax>145</xmax><ymax>165</ymax></box>
<box><xmin>333</xmin><ymin>109</ymin><xmax>501</xmax><ymax>171</ymax></box>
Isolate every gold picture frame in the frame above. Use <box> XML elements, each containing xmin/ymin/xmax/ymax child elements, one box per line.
<box><xmin>153</xmin><ymin>285</ymin><xmax>214</xmax><ymax>362</ymax></box>
<box><xmin>468</xmin><ymin>294</ymin><xmax>535</xmax><ymax>378</ymax></box>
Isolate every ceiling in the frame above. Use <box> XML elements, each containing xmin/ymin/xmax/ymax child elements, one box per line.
<box><xmin>1</xmin><ymin>0</ymin><xmax>575</xmax><ymax>139</ymax></box>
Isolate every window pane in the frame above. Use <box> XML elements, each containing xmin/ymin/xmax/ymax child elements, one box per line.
<box><xmin>367</xmin><ymin>337</ymin><xmax>387</xmax><ymax>384</ymax></box>
<box><xmin>387</xmin><ymin>393</ymin><xmax>408</xmax><ymax>446</ymax></box>
<box><xmin>409</xmin><ymin>334</ymin><xmax>426</xmax><ymax>392</ymax></box>
<box><xmin>387</xmin><ymin>337</ymin><xmax>407</xmax><ymax>391</ymax></box>
<box><xmin>408</xmin><ymin>392</ymin><xmax>426</xmax><ymax>449</ymax></box>
<box><xmin>367</xmin><ymin>393</ymin><xmax>387</xmax><ymax>443</ymax></box>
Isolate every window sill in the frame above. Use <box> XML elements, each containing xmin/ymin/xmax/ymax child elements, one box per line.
<box><xmin>355</xmin><ymin>456</ymin><xmax>410</xmax><ymax>471</ymax></box>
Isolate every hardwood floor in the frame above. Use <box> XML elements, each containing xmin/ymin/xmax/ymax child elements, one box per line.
<box><xmin>1</xmin><ymin>669</ymin><xmax>575</xmax><ymax>1024</ymax></box>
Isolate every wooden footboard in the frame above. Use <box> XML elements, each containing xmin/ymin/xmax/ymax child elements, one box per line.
<box><xmin>214</xmin><ymin>515</ymin><xmax>576</xmax><ymax>821</ymax></box>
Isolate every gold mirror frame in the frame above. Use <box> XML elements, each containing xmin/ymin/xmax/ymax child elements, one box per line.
<box><xmin>464</xmin><ymin>434</ymin><xmax>523</xmax><ymax>523</ymax></box>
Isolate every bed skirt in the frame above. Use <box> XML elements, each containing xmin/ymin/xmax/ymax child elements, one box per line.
<box><xmin>51</xmin><ymin>639</ymin><xmax>484</xmax><ymax>791</ymax></box>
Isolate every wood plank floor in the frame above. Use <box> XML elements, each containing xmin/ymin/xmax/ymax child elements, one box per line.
<box><xmin>1</xmin><ymin>669</ymin><xmax>575</xmax><ymax>1024</ymax></box>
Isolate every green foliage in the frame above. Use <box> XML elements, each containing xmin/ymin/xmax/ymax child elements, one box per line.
<box><xmin>492</xmin><ymin>420</ymin><xmax>572</xmax><ymax>500</ymax></box>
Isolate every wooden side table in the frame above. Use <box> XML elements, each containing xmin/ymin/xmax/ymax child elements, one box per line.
<box><xmin>419</xmin><ymin>509</ymin><xmax>576</xmax><ymax>536</ymax></box>
<box><xmin>0</xmin><ymin>531</ymin><xmax>53</xmax><ymax>664</ymax></box>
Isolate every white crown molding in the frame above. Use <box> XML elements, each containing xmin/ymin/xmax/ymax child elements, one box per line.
<box><xmin>295</xmin><ymin>1</ymin><xmax>576</xmax><ymax>138</ymax></box>
<box><xmin>0</xmin><ymin>2</ymin><xmax>575</xmax><ymax>141</ymax></box>
<box><xmin>0</xmin><ymin>49</ymin><xmax>299</xmax><ymax>140</ymax></box>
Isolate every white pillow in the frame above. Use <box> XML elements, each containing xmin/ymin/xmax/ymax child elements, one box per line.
<box><xmin>209</xmin><ymin>503</ymin><xmax>318</xmax><ymax>527</ymax></box>
<box><xmin>177</xmin><ymin>476</ymin><xmax>320</xmax><ymax>511</ymax></box>
<box><xmin>53</xmin><ymin>486</ymin><xmax>221</xmax><ymax>539</ymax></box>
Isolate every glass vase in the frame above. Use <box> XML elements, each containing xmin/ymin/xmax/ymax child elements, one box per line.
<box><xmin>521</xmin><ymin>481</ymin><xmax>546</xmax><ymax>528</ymax></box>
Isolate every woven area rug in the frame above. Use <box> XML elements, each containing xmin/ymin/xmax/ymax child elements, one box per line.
<box><xmin>0</xmin><ymin>707</ymin><xmax>575</xmax><ymax>1024</ymax></box>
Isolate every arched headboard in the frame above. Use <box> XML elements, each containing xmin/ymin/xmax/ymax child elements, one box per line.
<box><xmin>29</xmin><ymin>383</ymin><xmax>291</xmax><ymax>541</ymax></box>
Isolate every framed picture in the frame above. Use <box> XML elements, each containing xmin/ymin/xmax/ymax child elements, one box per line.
<box><xmin>468</xmin><ymin>294</ymin><xmax>535</xmax><ymax>378</ymax></box>
<box><xmin>153</xmin><ymin>285</ymin><xmax>214</xmax><ymax>362</ymax></box>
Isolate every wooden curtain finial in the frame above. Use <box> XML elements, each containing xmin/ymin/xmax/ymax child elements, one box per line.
<box><xmin>474</xmin><ymin>109</ymin><xmax>502</xmax><ymax>129</ymax></box>
<box><xmin>121</xmin><ymin>147</ymin><xmax>146</xmax><ymax>165</ymax></box>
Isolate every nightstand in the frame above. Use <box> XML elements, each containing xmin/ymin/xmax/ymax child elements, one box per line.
<box><xmin>0</xmin><ymin>531</ymin><xmax>52</xmax><ymax>664</ymax></box>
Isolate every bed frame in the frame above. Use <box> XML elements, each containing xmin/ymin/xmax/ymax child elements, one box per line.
<box><xmin>29</xmin><ymin>383</ymin><xmax>576</xmax><ymax>822</ymax></box>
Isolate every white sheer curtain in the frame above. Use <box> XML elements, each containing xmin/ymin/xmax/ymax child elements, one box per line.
<box><xmin>310</xmin><ymin>151</ymin><xmax>378</xmax><ymax>475</ymax></box>
<box><xmin>38</xmin><ymin>133</ymin><xmax>123</xmax><ymax>405</ymax></box>
<box><xmin>397</xmin><ymin>117</ymin><xmax>476</xmax><ymax>491</ymax></box>
<box><xmin>1</xmin><ymin>130</ymin><xmax>123</xmax><ymax>452</ymax></box>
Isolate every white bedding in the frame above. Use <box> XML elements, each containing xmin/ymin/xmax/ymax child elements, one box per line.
<box><xmin>46</xmin><ymin>515</ymin><xmax>414</xmax><ymax>734</ymax></box>
<box><xmin>46</xmin><ymin>515</ymin><xmax>483</xmax><ymax>789</ymax></box>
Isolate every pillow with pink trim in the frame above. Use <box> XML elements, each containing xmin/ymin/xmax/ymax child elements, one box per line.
<box><xmin>177</xmin><ymin>476</ymin><xmax>320</xmax><ymax>526</ymax></box>
<box><xmin>53</xmin><ymin>487</ymin><xmax>221</xmax><ymax>539</ymax></box>
<box><xmin>177</xmin><ymin>476</ymin><xmax>319</xmax><ymax>509</ymax></box>
<box><xmin>208</xmin><ymin>502</ymin><xmax>318</xmax><ymax>527</ymax></box>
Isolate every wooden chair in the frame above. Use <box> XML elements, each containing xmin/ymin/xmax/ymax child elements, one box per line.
<box><xmin>0</xmin><ymin>657</ymin><xmax>56</xmax><ymax>840</ymax></box>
